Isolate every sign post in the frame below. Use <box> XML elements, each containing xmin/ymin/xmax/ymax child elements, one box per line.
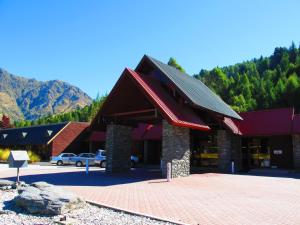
<box><xmin>231</xmin><ymin>161</ymin><xmax>235</xmax><ymax>174</ymax></box>
<box><xmin>86</xmin><ymin>159</ymin><xmax>89</xmax><ymax>175</ymax></box>
<box><xmin>8</xmin><ymin>151</ymin><xmax>29</xmax><ymax>184</ymax></box>
<box><xmin>167</xmin><ymin>162</ymin><xmax>171</xmax><ymax>182</ymax></box>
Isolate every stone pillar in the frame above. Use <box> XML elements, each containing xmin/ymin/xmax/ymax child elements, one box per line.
<box><xmin>105</xmin><ymin>124</ymin><xmax>132</xmax><ymax>172</ymax></box>
<box><xmin>293</xmin><ymin>134</ymin><xmax>300</xmax><ymax>170</ymax></box>
<box><xmin>232</xmin><ymin>135</ymin><xmax>242</xmax><ymax>172</ymax></box>
<box><xmin>161</xmin><ymin>120</ymin><xmax>190</xmax><ymax>178</ymax></box>
<box><xmin>143</xmin><ymin>140</ymin><xmax>148</xmax><ymax>164</ymax></box>
<box><xmin>217</xmin><ymin>130</ymin><xmax>232</xmax><ymax>172</ymax></box>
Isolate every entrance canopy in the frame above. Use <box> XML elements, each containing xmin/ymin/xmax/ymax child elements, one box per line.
<box><xmin>91</xmin><ymin>55</ymin><xmax>241</xmax><ymax>131</ymax></box>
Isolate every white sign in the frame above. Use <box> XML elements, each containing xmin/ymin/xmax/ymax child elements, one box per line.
<box><xmin>273</xmin><ymin>150</ymin><xmax>283</xmax><ymax>155</ymax></box>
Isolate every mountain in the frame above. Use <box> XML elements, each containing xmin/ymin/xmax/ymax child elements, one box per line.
<box><xmin>0</xmin><ymin>68</ymin><xmax>92</xmax><ymax>121</ymax></box>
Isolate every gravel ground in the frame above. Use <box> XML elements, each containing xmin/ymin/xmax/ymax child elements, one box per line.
<box><xmin>0</xmin><ymin>190</ymin><xmax>175</xmax><ymax>225</ymax></box>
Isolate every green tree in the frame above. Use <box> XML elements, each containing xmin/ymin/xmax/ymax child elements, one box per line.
<box><xmin>168</xmin><ymin>57</ymin><xmax>186</xmax><ymax>73</ymax></box>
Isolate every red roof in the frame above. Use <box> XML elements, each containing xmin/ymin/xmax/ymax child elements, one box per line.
<box><xmin>126</xmin><ymin>68</ymin><xmax>210</xmax><ymax>131</ymax></box>
<box><xmin>225</xmin><ymin>108</ymin><xmax>294</xmax><ymax>136</ymax></box>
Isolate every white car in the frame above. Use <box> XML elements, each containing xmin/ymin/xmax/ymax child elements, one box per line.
<box><xmin>95</xmin><ymin>150</ymin><xmax>139</xmax><ymax>168</ymax></box>
<box><xmin>50</xmin><ymin>153</ymin><xmax>77</xmax><ymax>166</ymax></box>
<box><xmin>70</xmin><ymin>153</ymin><xmax>96</xmax><ymax>167</ymax></box>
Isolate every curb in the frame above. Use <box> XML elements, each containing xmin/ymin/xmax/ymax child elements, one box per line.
<box><xmin>87</xmin><ymin>200</ymin><xmax>190</xmax><ymax>225</ymax></box>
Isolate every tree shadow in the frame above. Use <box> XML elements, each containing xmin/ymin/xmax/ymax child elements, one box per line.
<box><xmin>236</xmin><ymin>169</ymin><xmax>300</xmax><ymax>179</ymax></box>
<box><xmin>1</xmin><ymin>168</ymin><xmax>162</xmax><ymax>187</ymax></box>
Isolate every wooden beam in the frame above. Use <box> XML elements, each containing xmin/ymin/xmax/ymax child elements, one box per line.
<box><xmin>109</xmin><ymin>108</ymin><xmax>156</xmax><ymax>117</ymax></box>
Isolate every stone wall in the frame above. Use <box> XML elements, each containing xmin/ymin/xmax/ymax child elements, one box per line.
<box><xmin>293</xmin><ymin>134</ymin><xmax>300</xmax><ymax>170</ymax></box>
<box><xmin>161</xmin><ymin>120</ymin><xmax>190</xmax><ymax>178</ymax></box>
<box><xmin>217</xmin><ymin>130</ymin><xmax>242</xmax><ymax>173</ymax></box>
<box><xmin>217</xmin><ymin>130</ymin><xmax>232</xmax><ymax>172</ymax></box>
<box><xmin>105</xmin><ymin>124</ymin><xmax>132</xmax><ymax>172</ymax></box>
<box><xmin>231</xmin><ymin>135</ymin><xmax>242</xmax><ymax>172</ymax></box>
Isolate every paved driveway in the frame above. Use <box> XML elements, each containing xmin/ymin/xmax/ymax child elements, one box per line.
<box><xmin>1</xmin><ymin>166</ymin><xmax>300</xmax><ymax>225</ymax></box>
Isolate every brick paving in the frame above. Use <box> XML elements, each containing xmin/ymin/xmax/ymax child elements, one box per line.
<box><xmin>1</xmin><ymin>166</ymin><xmax>300</xmax><ymax>225</ymax></box>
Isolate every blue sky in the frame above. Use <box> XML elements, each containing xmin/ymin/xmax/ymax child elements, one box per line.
<box><xmin>0</xmin><ymin>0</ymin><xmax>300</xmax><ymax>98</ymax></box>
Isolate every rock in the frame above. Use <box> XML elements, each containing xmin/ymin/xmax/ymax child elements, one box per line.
<box><xmin>12</xmin><ymin>181</ymin><xmax>28</xmax><ymax>189</ymax></box>
<box><xmin>0</xmin><ymin>179</ymin><xmax>15</xmax><ymax>190</ymax></box>
<box><xmin>0</xmin><ymin>179</ymin><xmax>14</xmax><ymax>187</ymax></box>
<box><xmin>14</xmin><ymin>182</ymin><xmax>85</xmax><ymax>215</ymax></box>
<box><xmin>31</xmin><ymin>181</ymin><xmax>53</xmax><ymax>189</ymax></box>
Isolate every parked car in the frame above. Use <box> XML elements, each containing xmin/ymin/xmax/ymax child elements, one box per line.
<box><xmin>70</xmin><ymin>153</ymin><xmax>96</xmax><ymax>167</ymax></box>
<box><xmin>50</xmin><ymin>153</ymin><xmax>77</xmax><ymax>166</ymax></box>
<box><xmin>95</xmin><ymin>150</ymin><xmax>139</xmax><ymax>168</ymax></box>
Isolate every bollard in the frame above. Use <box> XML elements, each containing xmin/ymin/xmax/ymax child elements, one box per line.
<box><xmin>231</xmin><ymin>161</ymin><xmax>235</xmax><ymax>174</ymax></box>
<box><xmin>86</xmin><ymin>159</ymin><xmax>89</xmax><ymax>175</ymax></box>
<box><xmin>167</xmin><ymin>162</ymin><xmax>171</xmax><ymax>182</ymax></box>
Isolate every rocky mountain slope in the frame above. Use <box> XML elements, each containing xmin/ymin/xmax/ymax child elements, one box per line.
<box><xmin>0</xmin><ymin>68</ymin><xmax>92</xmax><ymax>121</ymax></box>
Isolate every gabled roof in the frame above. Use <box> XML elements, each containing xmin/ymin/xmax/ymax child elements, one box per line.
<box><xmin>137</xmin><ymin>55</ymin><xmax>241</xmax><ymax>120</ymax></box>
<box><xmin>0</xmin><ymin>122</ymin><xmax>69</xmax><ymax>145</ymax></box>
<box><xmin>224</xmin><ymin>108</ymin><xmax>294</xmax><ymax>136</ymax></box>
<box><xmin>127</xmin><ymin>68</ymin><xmax>210</xmax><ymax>130</ymax></box>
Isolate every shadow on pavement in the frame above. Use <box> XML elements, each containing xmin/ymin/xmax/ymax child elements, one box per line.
<box><xmin>237</xmin><ymin>168</ymin><xmax>300</xmax><ymax>179</ymax></box>
<box><xmin>1</xmin><ymin>168</ymin><xmax>162</xmax><ymax>187</ymax></box>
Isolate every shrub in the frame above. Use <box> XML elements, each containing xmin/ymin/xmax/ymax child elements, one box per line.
<box><xmin>0</xmin><ymin>148</ymin><xmax>10</xmax><ymax>161</ymax></box>
<box><xmin>27</xmin><ymin>150</ymin><xmax>41</xmax><ymax>163</ymax></box>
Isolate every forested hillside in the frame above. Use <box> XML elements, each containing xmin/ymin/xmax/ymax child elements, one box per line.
<box><xmin>194</xmin><ymin>42</ymin><xmax>300</xmax><ymax>112</ymax></box>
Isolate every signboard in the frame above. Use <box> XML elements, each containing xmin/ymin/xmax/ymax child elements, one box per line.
<box><xmin>273</xmin><ymin>150</ymin><xmax>283</xmax><ymax>155</ymax></box>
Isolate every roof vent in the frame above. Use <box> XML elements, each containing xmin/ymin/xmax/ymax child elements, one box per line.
<box><xmin>47</xmin><ymin>130</ymin><xmax>53</xmax><ymax>136</ymax></box>
<box><xmin>22</xmin><ymin>132</ymin><xmax>27</xmax><ymax>138</ymax></box>
<box><xmin>3</xmin><ymin>134</ymin><xmax>7</xmax><ymax>139</ymax></box>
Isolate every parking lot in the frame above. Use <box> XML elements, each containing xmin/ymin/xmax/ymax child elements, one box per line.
<box><xmin>1</xmin><ymin>165</ymin><xmax>300</xmax><ymax>225</ymax></box>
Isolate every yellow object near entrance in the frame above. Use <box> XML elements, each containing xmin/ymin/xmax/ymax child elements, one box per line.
<box><xmin>194</xmin><ymin>153</ymin><xmax>219</xmax><ymax>159</ymax></box>
<box><xmin>251</xmin><ymin>153</ymin><xmax>270</xmax><ymax>160</ymax></box>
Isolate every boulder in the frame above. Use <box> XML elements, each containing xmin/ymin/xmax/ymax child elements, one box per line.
<box><xmin>0</xmin><ymin>179</ymin><xmax>15</xmax><ymax>190</ymax></box>
<box><xmin>14</xmin><ymin>182</ymin><xmax>85</xmax><ymax>215</ymax></box>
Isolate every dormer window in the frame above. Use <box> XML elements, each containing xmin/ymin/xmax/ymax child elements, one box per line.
<box><xmin>47</xmin><ymin>130</ymin><xmax>53</xmax><ymax>136</ymax></box>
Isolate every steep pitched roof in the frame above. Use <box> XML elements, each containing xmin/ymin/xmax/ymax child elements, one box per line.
<box><xmin>0</xmin><ymin>122</ymin><xmax>69</xmax><ymax>145</ymax></box>
<box><xmin>137</xmin><ymin>55</ymin><xmax>241</xmax><ymax>120</ymax></box>
<box><xmin>127</xmin><ymin>68</ymin><xmax>210</xmax><ymax>130</ymax></box>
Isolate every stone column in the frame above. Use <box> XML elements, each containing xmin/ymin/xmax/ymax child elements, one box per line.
<box><xmin>217</xmin><ymin>130</ymin><xmax>232</xmax><ymax>172</ymax></box>
<box><xmin>232</xmin><ymin>135</ymin><xmax>242</xmax><ymax>172</ymax></box>
<box><xmin>293</xmin><ymin>134</ymin><xmax>300</xmax><ymax>170</ymax></box>
<box><xmin>161</xmin><ymin>120</ymin><xmax>190</xmax><ymax>178</ymax></box>
<box><xmin>105</xmin><ymin>124</ymin><xmax>132</xmax><ymax>172</ymax></box>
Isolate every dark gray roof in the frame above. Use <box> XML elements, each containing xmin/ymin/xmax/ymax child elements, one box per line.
<box><xmin>0</xmin><ymin>122</ymin><xmax>69</xmax><ymax>146</ymax></box>
<box><xmin>142</xmin><ymin>55</ymin><xmax>242</xmax><ymax>120</ymax></box>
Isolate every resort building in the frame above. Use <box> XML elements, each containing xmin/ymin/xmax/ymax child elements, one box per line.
<box><xmin>0</xmin><ymin>122</ymin><xmax>89</xmax><ymax>160</ymax></box>
<box><xmin>90</xmin><ymin>55</ymin><xmax>242</xmax><ymax>177</ymax></box>
<box><xmin>90</xmin><ymin>56</ymin><xmax>300</xmax><ymax>177</ymax></box>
